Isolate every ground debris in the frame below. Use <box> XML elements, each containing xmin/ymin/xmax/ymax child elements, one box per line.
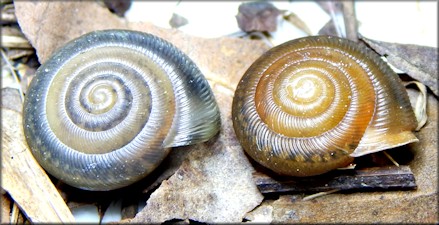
<box><xmin>361</xmin><ymin>36</ymin><xmax>438</xmax><ymax>96</ymax></box>
<box><xmin>236</xmin><ymin>1</ymin><xmax>281</xmax><ymax>32</ymax></box>
<box><xmin>1</xmin><ymin>108</ymin><xmax>75</xmax><ymax>222</ymax></box>
<box><xmin>254</xmin><ymin>165</ymin><xmax>416</xmax><ymax>194</ymax></box>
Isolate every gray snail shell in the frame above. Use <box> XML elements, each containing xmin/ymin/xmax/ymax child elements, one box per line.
<box><xmin>23</xmin><ymin>30</ymin><xmax>220</xmax><ymax>191</ymax></box>
<box><xmin>232</xmin><ymin>35</ymin><xmax>418</xmax><ymax>177</ymax></box>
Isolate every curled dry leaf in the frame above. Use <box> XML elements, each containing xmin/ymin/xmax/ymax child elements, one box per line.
<box><xmin>405</xmin><ymin>81</ymin><xmax>428</xmax><ymax>131</ymax></box>
<box><xmin>361</xmin><ymin>36</ymin><xmax>438</xmax><ymax>96</ymax></box>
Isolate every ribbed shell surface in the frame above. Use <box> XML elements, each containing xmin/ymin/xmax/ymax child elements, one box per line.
<box><xmin>232</xmin><ymin>36</ymin><xmax>417</xmax><ymax>176</ymax></box>
<box><xmin>23</xmin><ymin>30</ymin><xmax>220</xmax><ymax>190</ymax></box>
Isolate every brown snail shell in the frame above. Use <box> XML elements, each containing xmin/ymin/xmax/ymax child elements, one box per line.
<box><xmin>232</xmin><ymin>35</ymin><xmax>418</xmax><ymax>177</ymax></box>
<box><xmin>23</xmin><ymin>30</ymin><xmax>220</xmax><ymax>191</ymax></box>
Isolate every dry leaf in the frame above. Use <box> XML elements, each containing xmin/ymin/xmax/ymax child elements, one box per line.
<box><xmin>14</xmin><ymin>1</ymin><xmax>128</xmax><ymax>63</ymax></box>
<box><xmin>361</xmin><ymin>36</ymin><xmax>438</xmax><ymax>96</ymax></box>
<box><xmin>1</xmin><ymin>88</ymin><xmax>22</xmax><ymax>113</ymax></box>
<box><xmin>131</xmin><ymin>92</ymin><xmax>263</xmax><ymax>223</ymax></box>
<box><xmin>318</xmin><ymin>19</ymin><xmax>338</xmax><ymax>36</ymax></box>
<box><xmin>236</xmin><ymin>1</ymin><xmax>281</xmax><ymax>32</ymax></box>
<box><xmin>317</xmin><ymin>1</ymin><xmax>358</xmax><ymax>41</ymax></box>
<box><xmin>243</xmin><ymin>201</ymin><xmax>274</xmax><ymax>223</ymax></box>
<box><xmin>316</xmin><ymin>1</ymin><xmax>345</xmax><ymax>37</ymax></box>
<box><xmin>169</xmin><ymin>13</ymin><xmax>189</xmax><ymax>29</ymax></box>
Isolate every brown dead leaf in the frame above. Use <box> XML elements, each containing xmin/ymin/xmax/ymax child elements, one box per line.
<box><xmin>169</xmin><ymin>13</ymin><xmax>189</xmax><ymax>29</ymax></box>
<box><xmin>236</xmin><ymin>1</ymin><xmax>281</xmax><ymax>32</ymax></box>
<box><xmin>14</xmin><ymin>1</ymin><xmax>128</xmax><ymax>63</ymax></box>
<box><xmin>132</xmin><ymin>94</ymin><xmax>264</xmax><ymax>223</ymax></box>
<box><xmin>316</xmin><ymin>1</ymin><xmax>344</xmax><ymax>37</ymax></box>
<box><xmin>316</xmin><ymin>1</ymin><xmax>358</xmax><ymax>41</ymax></box>
<box><xmin>243</xmin><ymin>201</ymin><xmax>274</xmax><ymax>223</ymax></box>
<box><xmin>361</xmin><ymin>36</ymin><xmax>438</xmax><ymax>96</ymax></box>
<box><xmin>318</xmin><ymin>19</ymin><xmax>338</xmax><ymax>36</ymax></box>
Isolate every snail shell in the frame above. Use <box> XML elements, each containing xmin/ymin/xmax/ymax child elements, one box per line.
<box><xmin>232</xmin><ymin>36</ymin><xmax>418</xmax><ymax>177</ymax></box>
<box><xmin>23</xmin><ymin>30</ymin><xmax>220</xmax><ymax>191</ymax></box>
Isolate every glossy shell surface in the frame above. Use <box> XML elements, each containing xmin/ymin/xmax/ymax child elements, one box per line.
<box><xmin>23</xmin><ymin>30</ymin><xmax>220</xmax><ymax>190</ymax></box>
<box><xmin>232</xmin><ymin>35</ymin><xmax>418</xmax><ymax>176</ymax></box>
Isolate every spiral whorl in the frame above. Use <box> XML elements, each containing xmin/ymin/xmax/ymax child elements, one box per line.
<box><xmin>232</xmin><ymin>36</ymin><xmax>417</xmax><ymax>176</ymax></box>
<box><xmin>23</xmin><ymin>30</ymin><xmax>220</xmax><ymax>190</ymax></box>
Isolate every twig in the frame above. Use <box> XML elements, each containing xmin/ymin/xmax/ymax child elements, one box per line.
<box><xmin>383</xmin><ymin>151</ymin><xmax>400</xmax><ymax>167</ymax></box>
<box><xmin>302</xmin><ymin>189</ymin><xmax>340</xmax><ymax>201</ymax></box>
<box><xmin>342</xmin><ymin>0</ymin><xmax>358</xmax><ymax>41</ymax></box>
<box><xmin>1</xmin><ymin>49</ymin><xmax>24</xmax><ymax>102</ymax></box>
<box><xmin>253</xmin><ymin>165</ymin><xmax>417</xmax><ymax>194</ymax></box>
<box><xmin>10</xmin><ymin>202</ymin><xmax>19</xmax><ymax>224</ymax></box>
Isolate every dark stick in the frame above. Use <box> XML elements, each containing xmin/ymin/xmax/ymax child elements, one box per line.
<box><xmin>254</xmin><ymin>166</ymin><xmax>417</xmax><ymax>194</ymax></box>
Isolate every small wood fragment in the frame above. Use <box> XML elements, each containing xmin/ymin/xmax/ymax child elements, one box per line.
<box><xmin>341</xmin><ymin>1</ymin><xmax>358</xmax><ymax>42</ymax></box>
<box><xmin>302</xmin><ymin>189</ymin><xmax>340</xmax><ymax>201</ymax></box>
<box><xmin>283</xmin><ymin>12</ymin><xmax>312</xmax><ymax>35</ymax></box>
<box><xmin>1</xmin><ymin>108</ymin><xmax>75</xmax><ymax>222</ymax></box>
<box><xmin>1</xmin><ymin>194</ymin><xmax>12</xmax><ymax>224</ymax></box>
<box><xmin>1</xmin><ymin>2</ymin><xmax>17</xmax><ymax>24</ymax></box>
<box><xmin>382</xmin><ymin>151</ymin><xmax>400</xmax><ymax>167</ymax></box>
<box><xmin>254</xmin><ymin>166</ymin><xmax>417</xmax><ymax>194</ymax></box>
